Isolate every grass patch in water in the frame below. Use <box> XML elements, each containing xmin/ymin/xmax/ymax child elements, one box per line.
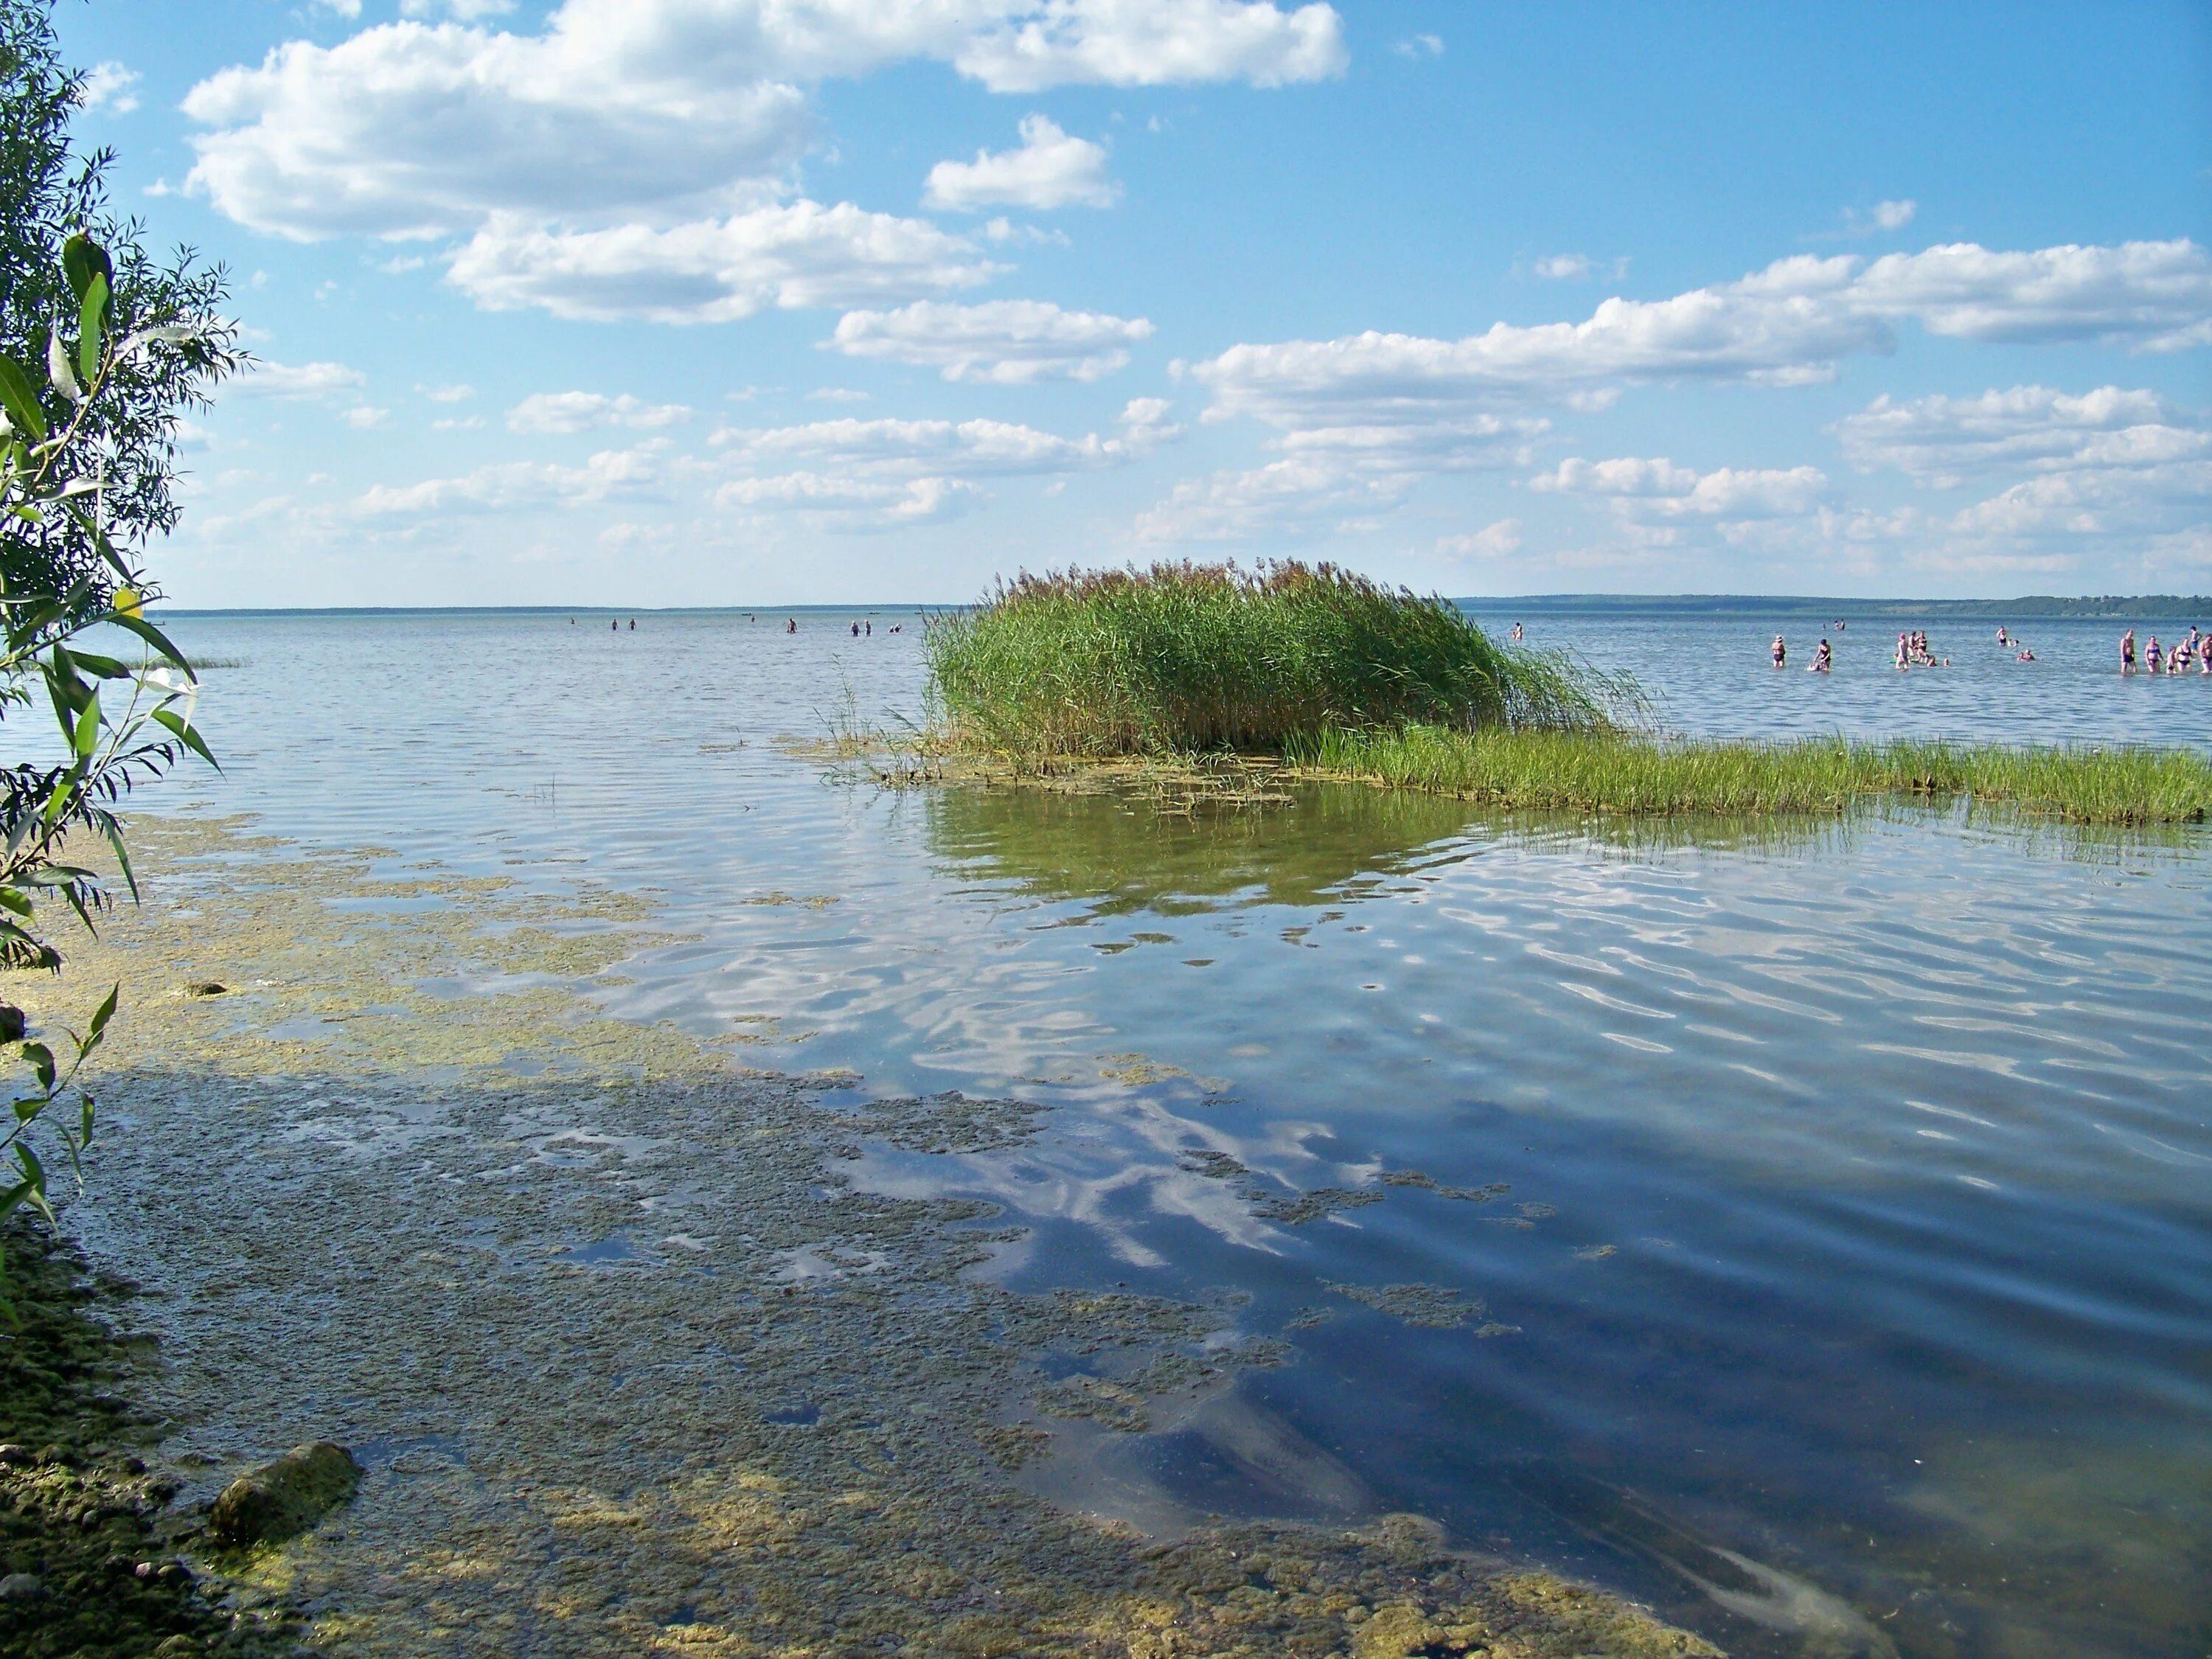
<box><xmin>925</xmin><ymin>560</ymin><xmax>1615</xmax><ymax>756</ymax></box>
<box><xmin>910</xmin><ymin>563</ymin><xmax>2208</xmax><ymax>826</ymax></box>
<box><xmin>1284</xmin><ymin>725</ymin><xmax>2212</xmax><ymax>825</ymax></box>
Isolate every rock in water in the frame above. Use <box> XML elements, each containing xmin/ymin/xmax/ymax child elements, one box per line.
<box><xmin>207</xmin><ymin>1442</ymin><xmax>361</xmax><ymax>1547</ymax></box>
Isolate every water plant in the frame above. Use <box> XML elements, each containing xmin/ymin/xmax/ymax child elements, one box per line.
<box><xmin>925</xmin><ymin>560</ymin><xmax>1617</xmax><ymax>758</ymax></box>
<box><xmin>1284</xmin><ymin>725</ymin><xmax>2212</xmax><ymax>826</ymax></box>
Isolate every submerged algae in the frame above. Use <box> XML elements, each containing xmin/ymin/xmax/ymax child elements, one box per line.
<box><xmin>6</xmin><ymin>814</ymin><xmax>1718</xmax><ymax>1657</ymax></box>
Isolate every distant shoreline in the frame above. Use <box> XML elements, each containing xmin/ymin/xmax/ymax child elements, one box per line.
<box><xmin>1456</xmin><ymin>594</ymin><xmax>2212</xmax><ymax>619</ymax></box>
<box><xmin>145</xmin><ymin>593</ymin><xmax>2212</xmax><ymax>622</ymax></box>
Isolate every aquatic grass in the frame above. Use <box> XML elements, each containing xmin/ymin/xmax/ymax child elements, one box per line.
<box><xmin>925</xmin><ymin>561</ymin><xmax>1618</xmax><ymax>758</ymax></box>
<box><xmin>1283</xmin><ymin>725</ymin><xmax>2212</xmax><ymax>826</ymax></box>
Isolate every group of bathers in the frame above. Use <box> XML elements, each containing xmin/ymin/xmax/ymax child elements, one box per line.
<box><xmin>2121</xmin><ymin>627</ymin><xmax>2208</xmax><ymax>675</ymax></box>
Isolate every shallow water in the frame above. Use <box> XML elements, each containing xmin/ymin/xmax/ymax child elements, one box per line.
<box><xmin>137</xmin><ymin>606</ymin><xmax>2211</xmax><ymax>1658</ymax></box>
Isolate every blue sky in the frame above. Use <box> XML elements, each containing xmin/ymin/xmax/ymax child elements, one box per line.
<box><xmin>57</xmin><ymin>0</ymin><xmax>2212</xmax><ymax>606</ymax></box>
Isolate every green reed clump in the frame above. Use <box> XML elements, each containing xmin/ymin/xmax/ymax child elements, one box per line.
<box><xmin>926</xmin><ymin>562</ymin><xmax>1611</xmax><ymax>757</ymax></box>
<box><xmin>1283</xmin><ymin>726</ymin><xmax>2212</xmax><ymax>825</ymax></box>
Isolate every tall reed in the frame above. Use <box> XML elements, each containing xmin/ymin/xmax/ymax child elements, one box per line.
<box><xmin>926</xmin><ymin>562</ymin><xmax>1612</xmax><ymax>757</ymax></box>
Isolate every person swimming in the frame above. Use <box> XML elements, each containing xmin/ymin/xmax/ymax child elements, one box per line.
<box><xmin>2147</xmin><ymin>636</ymin><xmax>2163</xmax><ymax>673</ymax></box>
<box><xmin>2017</xmin><ymin>646</ymin><xmax>2036</xmax><ymax>662</ymax></box>
<box><xmin>1996</xmin><ymin>626</ymin><xmax>2008</xmax><ymax>645</ymax></box>
<box><xmin>1811</xmin><ymin>638</ymin><xmax>1831</xmax><ymax>672</ymax></box>
<box><xmin>2121</xmin><ymin>628</ymin><xmax>2137</xmax><ymax>673</ymax></box>
<box><xmin>1511</xmin><ymin>622</ymin><xmax>1523</xmax><ymax>641</ymax></box>
<box><xmin>786</xmin><ymin>617</ymin><xmax>797</xmax><ymax>633</ymax></box>
<box><xmin>1771</xmin><ymin>633</ymin><xmax>1786</xmax><ymax>668</ymax></box>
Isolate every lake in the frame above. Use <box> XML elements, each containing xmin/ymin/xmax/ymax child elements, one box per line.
<box><xmin>139</xmin><ymin>605</ymin><xmax>2211</xmax><ymax>1658</ymax></box>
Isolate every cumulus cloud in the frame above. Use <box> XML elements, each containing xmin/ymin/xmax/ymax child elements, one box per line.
<box><xmin>924</xmin><ymin>114</ymin><xmax>1119</xmax><ymax>212</ymax></box>
<box><xmin>78</xmin><ymin>61</ymin><xmax>142</xmax><ymax>115</ymax></box>
<box><xmin>1439</xmin><ymin>518</ymin><xmax>1521</xmax><ymax>560</ymax></box>
<box><xmin>183</xmin><ymin>1</ymin><xmax>1341</xmax><ymax>242</ymax></box>
<box><xmin>714</xmin><ymin>471</ymin><xmax>985</xmax><ymax>531</ymax></box>
<box><xmin>1531</xmin><ymin>456</ymin><xmax>1831</xmax><ymax>518</ymax></box>
<box><xmin>355</xmin><ymin>441</ymin><xmax>670</xmax><ymax>518</ymax></box>
<box><xmin>828</xmin><ymin>299</ymin><xmax>1152</xmax><ymax>381</ymax></box>
<box><xmin>1133</xmin><ymin>457</ymin><xmax>1408</xmax><ymax>542</ymax></box>
<box><xmin>1192</xmin><ymin>240</ymin><xmax>2212</xmax><ymax>439</ymax></box>
<box><xmin>1832</xmin><ymin>385</ymin><xmax>2211</xmax><ymax>552</ymax></box>
<box><xmin>714</xmin><ymin>411</ymin><xmax>1160</xmax><ymax>473</ymax></box>
<box><xmin>447</xmin><ymin>204</ymin><xmax>1000</xmax><ymax>323</ymax></box>
<box><xmin>400</xmin><ymin>0</ymin><xmax>515</xmax><ymax>17</ymax></box>
<box><xmin>230</xmin><ymin>360</ymin><xmax>368</xmax><ymax>399</ymax></box>
<box><xmin>1849</xmin><ymin>240</ymin><xmax>2212</xmax><ymax>350</ymax></box>
<box><xmin>708</xmin><ymin>400</ymin><xmax>1173</xmax><ymax>531</ymax></box>
<box><xmin>507</xmin><ymin>391</ymin><xmax>695</xmax><ymax>433</ymax></box>
<box><xmin>1834</xmin><ymin>385</ymin><xmax>2209</xmax><ymax>486</ymax></box>
<box><xmin>1830</xmin><ymin>198</ymin><xmax>1916</xmax><ymax>239</ymax></box>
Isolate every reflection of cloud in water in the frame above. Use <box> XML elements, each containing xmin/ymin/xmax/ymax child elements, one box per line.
<box><xmin>1020</xmin><ymin>1382</ymin><xmax>1374</xmax><ymax>1538</ymax></box>
<box><xmin>845</xmin><ymin>1088</ymin><xmax>1370</xmax><ymax>1265</ymax></box>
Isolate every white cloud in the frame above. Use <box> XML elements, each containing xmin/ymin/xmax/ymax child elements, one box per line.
<box><xmin>1192</xmin><ymin>240</ymin><xmax>2212</xmax><ymax>438</ymax></box>
<box><xmin>806</xmin><ymin>386</ymin><xmax>872</xmax><ymax>403</ymax></box>
<box><xmin>1834</xmin><ymin>386</ymin><xmax>2208</xmax><ymax>486</ymax></box>
<box><xmin>714</xmin><ymin>412</ymin><xmax>1153</xmax><ymax>474</ymax></box>
<box><xmin>507</xmin><ymin>391</ymin><xmax>695</xmax><ymax>434</ymax></box>
<box><xmin>1850</xmin><ymin>240</ymin><xmax>2212</xmax><ymax>350</ymax></box>
<box><xmin>1133</xmin><ymin>456</ymin><xmax>1408</xmax><ymax>542</ymax></box>
<box><xmin>355</xmin><ymin>441</ymin><xmax>670</xmax><ymax>518</ymax></box>
<box><xmin>1391</xmin><ymin>33</ymin><xmax>1443</xmax><ymax>58</ymax></box>
<box><xmin>1831</xmin><ymin>385</ymin><xmax>2212</xmax><ymax>552</ymax></box>
<box><xmin>420</xmin><ymin>383</ymin><xmax>475</xmax><ymax>403</ymax></box>
<box><xmin>709</xmin><ymin>400</ymin><xmax>1174</xmax><ymax>531</ymax></box>
<box><xmin>400</xmin><ymin>0</ymin><xmax>515</xmax><ymax>18</ymax></box>
<box><xmin>1531</xmin><ymin>456</ymin><xmax>1831</xmax><ymax>518</ymax></box>
<box><xmin>1439</xmin><ymin>519</ymin><xmax>1522</xmax><ymax>560</ymax></box>
<box><xmin>1831</xmin><ymin>198</ymin><xmax>1917</xmax><ymax>239</ymax></box>
<box><xmin>828</xmin><ymin>299</ymin><xmax>1152</xmax><ymax>382</ymax></box>
<box><xmin>1532</xmin><ymin>254</ymin><xmax>1590</xmax><ymax>280</ymax></box>
<box><xmin>340</xmin><ymin>405</ymin><xmax>392</xmax><ymax>429</ymax></box>
<box><xmin>446</xmin><ymin>204</ymin><xmax>1000</xmax><ymax>323</ymax></box>
<box><xmin>981</xmin><ymin>216</ymin><xmax>1072</xmax><ymax>246</ymax></box>
<box><xmin>183</xmin><ymin>1</ymin><xmax>1341</xmax><ymax>242</ymax></box>
<box><xmin>78</xmin><ymin>61</ymin><xmax>142</xmax><ymax>115</ymax></box>
<box><xmin>231</xmin><ymin>360</ymin><xmax>368</xmax><ymax>399</ymax></box>
<box><xmin>924</xmin><ymin>114</ymin><xmax>1119</xmax><ymax>212</ymax></box>
<box><xmin>714</xmin><ymin>471</ymin><xmax>985</xmax><ymax>530</ymax></box>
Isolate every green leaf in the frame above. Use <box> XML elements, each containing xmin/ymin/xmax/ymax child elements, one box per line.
<box><xmin>151</xmin><ymin>707</ymin><xmax>219</xmax><ymax>771</ymax></box>
<box><xmin>77</xmin><ymin>273</ymin><xmax>109</xmax><ymax>385</ymax></box>
<box><xmin>20</xmin><ymin>1043</ymin><xmax>55</xmax><ymax>1092</ymax></box>
<box><xmin>66</xmin><ymin>650</ymin><xmax>131</xmax><ymax>680</ymax></box>
<box><xmin>74</xmin><ymin>691</ymin><xmax>103</xmax><ymax>759</ymax></box>
<box><xmin>86</xmin><ymin>983</ymin><xmax>119</xmax><ymax>1045</ymax></box>
<box><xmin>104</xmin><ymin>823</ymin><xmax>139</xmax><ymax>903</ymax></box>
<box><xmin>62</xmin><ymin>234</ymin><xmax>112</xmax><ymax>303</ymax></box>
<box><xmin>105</xmin><ymin>612</ymin><xmax>195</xmax><ymax>677</ymax></box>
<box><xmin>13</xmin><ymin>1144</ymin><xmax>52</xmax><ymax>1222</ymax></box>
<box><xmin>0</xmin><ymin>356</ymin><xmax>45</xmax><ymax>444</ymax></box>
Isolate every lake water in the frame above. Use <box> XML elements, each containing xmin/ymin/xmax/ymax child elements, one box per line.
<box><xmin>142</xmin><ymin>606</ymin><xmax>2210</xmax><ymax>1658</ymax></box>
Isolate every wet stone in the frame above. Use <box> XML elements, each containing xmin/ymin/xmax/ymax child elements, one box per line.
<box><xmin>208</xmin><ymin>1441</ymin><xmax>363</xmax><ymax>1547</ymax></box>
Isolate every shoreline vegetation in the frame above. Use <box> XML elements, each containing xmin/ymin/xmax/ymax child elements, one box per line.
<box><xmin>914</xmin><ymin>562</ymin><xmax>2212</xmax><ymax>827</ymax></box>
